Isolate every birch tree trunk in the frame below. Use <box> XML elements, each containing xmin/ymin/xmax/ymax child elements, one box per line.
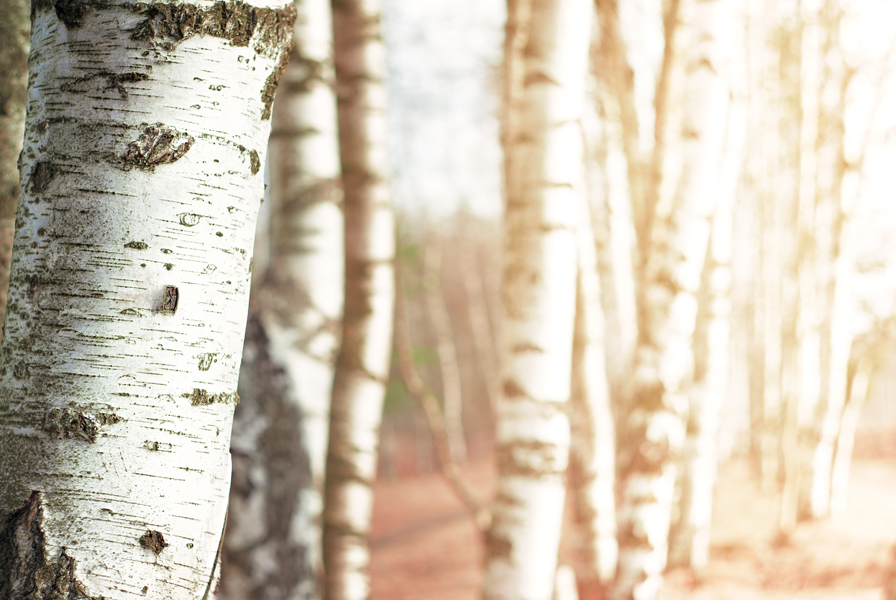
<box><xmin>482</xmin><ymin>0</ymin><xmax>591</xmax><ymax>597</ymax></box>
<box><xmin>322</xmin><ymin>0</ymin><xmax>394</xmax><ymax>597</ymax></box>
<box><xmin>0</xmin><ymin>2</ymin><xmax>295</xmax><ymax>598</ymax></box>
<box><xmin>614</xmin><ymin>0</ymin><xmax>739</xmax><ymax>597</ymax></box>
<box><xmin>668</xmin><ymin>32</ymin><xmax>743</xmax><ymax>570</ymax></box>
<box><xmin>221</xmin><ymin>0</ymin><xmax>343</xmax><ymax>597</ymax></box>
<box><xmin>0</xmin><ymin>0</ymin><xmax>28</xmax><ymax>327</ymax></box>
<box><xmin>424</xmin><ymin>228</ymin><xmax>467</xmax><ymax>464</ymax></box>
<box><xmin>568</xmin><ymin>192</ymin><xmax>617</xmax><ymax>589</ymax></box>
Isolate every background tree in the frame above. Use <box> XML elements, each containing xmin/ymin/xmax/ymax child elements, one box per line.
<box><xmin>0</xmin><ymin>1</ymin><xmax>295</xmax><ymax>597</ymax></box>
<box><xmin>482</xmin><ymin>0</ymin><xmax>591</xmax><ymax>596</ymax></box>
<box><xmin>221</xmin><ymin>0</ymin><xmax>344</xmax><ymax>597</ymax></box>
<box><xmin>322</xmin><ymin>0</ymin><xmax>395</xmax><ymax>597</ymax></box>
<box><xmin>0</xmin><ymin>0</ymin><xmax>28</xmax><ymax>326</ymax></box>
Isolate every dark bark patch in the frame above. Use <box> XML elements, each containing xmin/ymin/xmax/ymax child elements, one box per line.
<box><xmin>0</xmin><ymin>491</ymin><xmax>101</xmax><ymax>599</ymax></box>
<box><xmin>95</xmin><ymin>412</ymin><xmax>124</xmax><ymax>426</ymax></box>
<box><xmin>197</xmin><ymin>353</ymin><xmax>217</xmax><ymax>371</ymax></box>
<box><xmin>41</xmin><ymin>408</ymin><xmax>99</xmax><ymax>443</ymax></box>
<box><xmin>138</xmin><ymin>530</ymin><xmax>168</xmax><ymax>554</ymax></box>
<box><xmin>510</xmin><ymin>341</ymin><xmax>544</xmax><ymax>354</ymax></box>
<box><xmin>249</xmin><ymin>149</ymin><xmax>260</xmax><ymax>175</ymax></box>
<box><xmin>160</xmin><ymin>285</ymin><xmax>179</xmax><ymax>313</ymax></box>
<box><xmin>496</xmin><ymin>439</ymin><xmax>565</xmax><ymax>478</ymax></box>
<box><xmin>183</xmin><ymin>388</ymin><xmax>239</xmax><ymax>406</ymax></box>
<box><xmin>124</xmin><ymin>124</ymin><xmax>194</xmax><ymax>170</ymax></box>
<box><xmin>131</xmin><ymin>1</ymin><xmax>295</xmax><ymax>59</ymax></box>
<box><xmin>30</xmin><ymin>162</ymin><xmax>58</xmax><ymax>194</ymax></box>
<box><xmin>32</xmin><ymin>0</ymin><xmax>98</xmax><ymax>30</ymax></box>
<box><xmin>484</xmin><ymin>529</ymin><xmax>513</xmax><ymax>561</ymax></box>
<box><xmin>125</xmin><ymin>241</ymin><xmax>149</xmax><ymax>250</ymax></box>
<box><xmin>61</xmin><ymin>71</ymin><xmax>149</xmax><ymax>99</ymax></box>
<box><xmin>178</xmin><ymin>213</ymin><xmax>202</xmax><ymax>226</ymax></box>
<box><xmin>261</xmin><ymin>50</ymin><xmax>290</xmax><ymax>120</ymax></box>
<box><xmin>502</xmin><ymin>378</ymin><xmax>528</xmax><ymax>399</ymax></box>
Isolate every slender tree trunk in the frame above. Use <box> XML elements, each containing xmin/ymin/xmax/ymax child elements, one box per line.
<box><xmin>0</xmin><ymin>2</ymin><xmax>295</xmax><ymax>598</ymax></box>
<box><xmin>0</xmin><ymin>0</ymin><xmax>28</xmax><ymax>328</ymax></box>
<box><xmin>668</xmin><ymin>27</ymin><xmax>743</xmax><ymax>570</ymax></box>
<box><xmin>568</xmin><ymin>192</ymin><xmax>617</xmax><ymax>589</ymax></box>
<box><xmin>800</xmin><ymin>0</ymin><xmax>853</xmax><ymax>520</ymax></box>
<box><xmin>322</xmin><ymin>0</ymin><xmax>394</xmax><ymax>597</ymax></box>
<box><xmin>829</xmin><ymin>350</ymin><xmax>872</xmax><ymax>516</ymax></box>
<box><xmin>885</xmin><ymin>544</ymin><xmax>896</xmax><ymax>600</ymax></box>
<box><xmin>614</xmin><ymin>0</ymin><xmax>740</xmax><ymax>596</ymax></box>
<box><xmin>483</xmin><ymin>0</ymin><xmax>591</xmax><ymax>597</ymax></box>
<box><xmin>221</xmin><ymin>0</ymin><xmax>344</xmax><ymax>597</ymax></box>
<box><xmin>424</xmin><ymin>227</ymin><xmax>467</xmax><ymax>464</ymax></box>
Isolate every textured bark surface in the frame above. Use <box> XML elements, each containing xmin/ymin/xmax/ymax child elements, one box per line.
<box><xmin>483</xmin><ymin>0</ymin><xmax>591</xmax><ymax>597</ymax></box>
<box><xmin>0</xmin><ymin>0</ymin><xmax>29</xmax><ymax>328</ymax></box>
<box><xmin>568</xmin><ymin>193</ymin><xmax>617</xmax><ymax>587</ymax></box>
<box><xmin>0</xmin><ymin>1</ymin><xmax>295</xmax><ymax>597</ymax></box>
<box><xmin>322</xmin><ymin>0</ymin><xmax>394</xmax><ymax>598</ymax></box>
<box><xmin>221</xmin><ymin>0</ymin><xmax>343</xmax><ymax>598</ymax></box>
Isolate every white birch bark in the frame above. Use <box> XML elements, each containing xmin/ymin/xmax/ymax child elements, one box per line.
<box><xmin>829</xmin><ymin>348</ymin><xmax>872</xmax><ymax>516</ymax></box>
<box><xmin>0</xmin><ymin>1</ymin><xmax>295</xmax><ymax>598</ymax></box>
<box><xmin>322</xmin><ymin>0</ymin><xmax>394</xmax><ymax>597</ymax></box>
<box><xmin>0</xmin><ymin>0</ymin><xmax>28</xmax><ymax>327</ymax></box>
<box><xmin>482</xmin><ymin>0</ymin><xmax>591</xmax><ymax>597</ymax></box>
<box><xmin>424</xmin><ymin>228</ymin><xmax>467</xmax><ymax>464</ymax></box>
<box><xmin>568</xmin><ymin>192</ymin><xmax>617</xmax><ymax>587</ymax></box>
<box><xmin>220</xmin><ymin>0</ymin><xmax>343</xmax><ymax>597</ymax></box>
<box><xmin>614</xmin><ymin>0</ymin><xmax>737</xmax><ymax>597</ymax></box>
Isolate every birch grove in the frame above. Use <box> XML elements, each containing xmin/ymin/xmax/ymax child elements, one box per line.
<box><xmin>221</xmin><ymin>0</ymin><xmax>344</xmax><ymax>597</ymax></box>
<box><xmin>0</xmin><ymin>1</ymin><xmax>295</xmax><ymax>598</ymax></box>
<box><xmin>322</xmin><ymin>0</ymin><xmax>395</xmax><ymax>597</ymax></box>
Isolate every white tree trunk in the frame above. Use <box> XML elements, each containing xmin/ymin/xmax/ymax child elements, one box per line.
<box><xmin>829</xmin><ymin>352</ymin><xmax>872</xmax><ymax>516</ymax></box>
<box><xmin>0</xmin><ymin>0</ymin><xmax>27</xmax><ymax>328</ymax></box>
<box><xmin>221</xmin><ymin>0</ymin><xmax>343</xmax><ymax>597</ymax></box>
<box><xmin>568</xmin><ymin>192</ymin><xmax>617</xmax><ymax>587</ymax></box>
<box><xmin>424</xmin><ymin>228</ymin><xmax>467</xmax><ymax>464</ymax></box>
<box><xmin>483</xmin><ymin>0</ymin><xmax>591</xmax><ymax>597</ymax></box>
<box><xmin>322</xmin><ymin>0</ymin><xmax>394</xmax><ymax>597</ymax></box>
<box><xmin>0</xmin><ymin>2</ymin><xmax>294</xmax><ymax>598</ymax></box>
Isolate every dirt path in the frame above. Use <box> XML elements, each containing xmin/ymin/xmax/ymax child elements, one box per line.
<box><xmin>370</xmin><ymin>430</ymin><xmax>896</xmax><ymax>599</ymax></box>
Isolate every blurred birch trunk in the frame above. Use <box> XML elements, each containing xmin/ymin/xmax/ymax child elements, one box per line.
<box><xmin>0</xmin><ymin>1</ymin><xmax>295</xmax><ymax>597</ymax></box>
<box><xmin>221</xmin><ymin>0</ymin><xmax>344</xmax><ymax>597</ymax></box>
<box><xmin>568</xmin><ymin>191</ymin><xmax>617</xmax><ymax>589</ymax></box>
<box><xmin>482</xmin><ymin>0</ymin><xmax>591</xmax><ymax>596</ymax></box>
<box><xmin>0</xmin><ymin>0</ymin><xmax>28</xmax><ymax>327</ymax></box>
<box><xmin>322</xmin><ymin>0</ymin><xmax>395</xmax><ymax>597</ymax></box>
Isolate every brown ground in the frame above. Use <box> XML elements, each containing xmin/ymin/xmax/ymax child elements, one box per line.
<box><xmin>370</xmin><ymin>428</ymin><xmax>896</xmax><ymax>600</ymax></box>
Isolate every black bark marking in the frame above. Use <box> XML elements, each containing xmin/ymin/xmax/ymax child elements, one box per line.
<box><xmin>502</xmin><ymin>379</ymin><xmax>527</xmax><ymax>399</ymax></box>
<box><xmin>261</xmin><ymin>50</ymin><xmax>290</xmax><ymax>120</ymax></box>
<box><xmin>124</xmin><ymin>124</ymin><xmax>194</xmax><ymax>170</ymax></box>
<box><xmin>0</xmin><ymin>492</ymin><xmax>101</xmax><ymax>599</ymax></box>
<box><xmin>138</xmin><ymin>530</ymin><xmax>168</xmax><ymax>555</ymax></box>
<box><xmin>41</xmin><ymin>408</ymin><xmax>99</xmax><ymax>443</ymax></box>
<box><xmin>61</xmin><ymin>71</ymin><xmax>149</xmax><ymax>99</ymax></box>
<box><xmin>484</xmin><ymin>530</ymin><xmax>513</xmax><ymax>561</ymax></box>
<box><xmin>249</xmin><ymin>149</ymin><xmax>260</xmax><ymax>175</ymax></box>
<box><xmin>179</xmin><ymin>213</ymin><xmax>202</xmax><ymax>226</ymax></box>
<box><xmin>197</xmin><ymin>353</ymin><xmax>217</xmax><ymax>371</ymax></box>
<box><xmin>496</xmin><ymin>439</ymin><xmax>564</xmax><ymax>478</ymax></box>
<box><xmin>183</xmin><ymin>388</ymin><xmax>239</xmax><ymax>406</ymax></box>
<box><xmin>31</xmin><ymin>0</ymin><xmax>96</xmax><ymax>29</ymax></box>
<box><xmin>160</xmin><ymin>285</ymin><xmax>178</xmax><ymax>313</ymax></box>
<box><xmin>30</xmin><ymin>162</ymin><xmax>58</xmax><ymax>193</ymax></box>
<box><xmin>125</xmin><ymin>241</ymin><xmax>149</xmax><ymax>250</ymax></box>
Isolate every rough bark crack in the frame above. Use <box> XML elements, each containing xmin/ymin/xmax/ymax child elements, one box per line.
<box><xmin>41</xmin><ymin>408</ymin><xmax>99</xmax><ymax>443</ymax></box>
<box><xmin>124</xmin><ymin>124</ymin><xmax>194</xmax><ymax>170</ymax></box>
<box><xmin>0</xmin><ymin>491</ymin><xmax>101</xmax><ymax>599</ymax></box>
<box><xmin>138</xmin><ymin>530</ymin><xmax>169</xmax><ymax>555</ymax></box>
<box><xmin>183</xmin><ymin>388</ymin><xmax>239</xmax><ymax>406</ymax></box>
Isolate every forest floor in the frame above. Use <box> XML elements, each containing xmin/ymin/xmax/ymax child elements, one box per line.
<box><xmin>369</xmin><ymin>428</ymin><xmax>896</xmax><ymax>600</ymax></box>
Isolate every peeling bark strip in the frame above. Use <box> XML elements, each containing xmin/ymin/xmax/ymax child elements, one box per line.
<box><xmin>0</xmin><ymin>0</ymin><xmax>293</xmax><ymax>597</ymax></box>
<box><xmin>0</xmin><ymin>492</ymin><xmax>100</xmax><ymax>600</ymax></box>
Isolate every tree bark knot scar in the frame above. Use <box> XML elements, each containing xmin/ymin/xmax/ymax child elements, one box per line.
<box><xmin>124</xmin><ymin>124</ymin><xmax>194</xmax><ymax>170</ymax></box>
<box><xmin>0</xmin><ymin>491</ymin><xmax>101</xmax><ymax>599</ymax></box>
<box><xmin>161</xmin><ymin>285</ymin><xmax>179</xmax><ymax>313</ymax></box>
<box><xmin>138</xmin><ymin>530</ymin><xmax>169</xmax><ymax>555</ymax></box>
<box><xmin>41</xmin><ymin>408</ymin><xmax>99</xmax><ymax>443</ymax></box>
